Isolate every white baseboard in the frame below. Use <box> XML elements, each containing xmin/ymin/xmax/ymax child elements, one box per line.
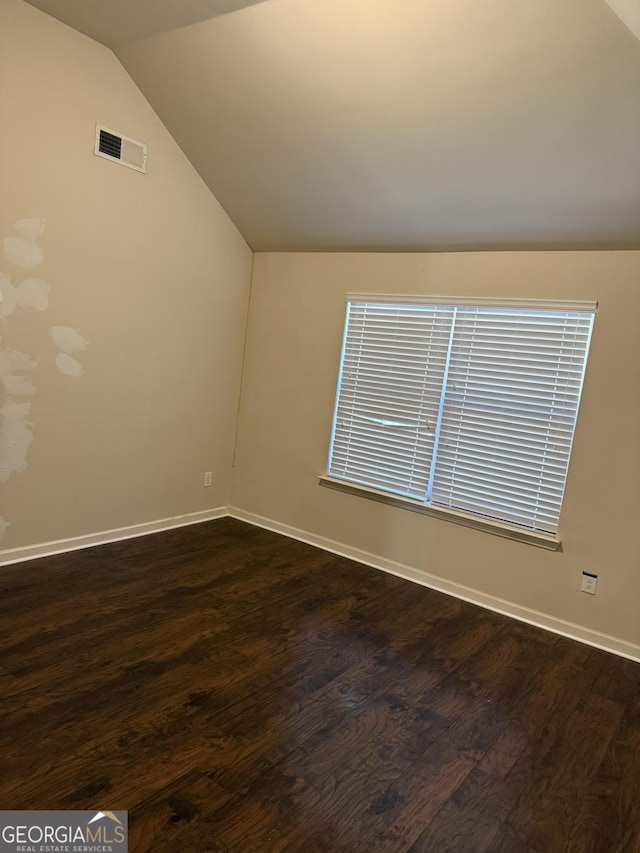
<box><xmin>0</xmin><ymin>507</ymin><xmax>228</xmax><ymax>567</ymax></box>
<box><xmin>229</xmin><ymin>506</ymin><xmax>640</xmax><ymax>664</ymax></box>
<box><xmin>3</xmin><ymin>503</ymin><xmax>638</xmax><ymax>663</ymax></box>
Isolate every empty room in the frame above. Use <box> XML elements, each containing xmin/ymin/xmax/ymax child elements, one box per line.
<box><xmin>1</xmin><ymin>0</ymin><xmax>639</xmax><ymax>850</ymax></box>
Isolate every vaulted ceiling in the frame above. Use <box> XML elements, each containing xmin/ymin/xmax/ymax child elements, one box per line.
<box><xmin>25</xmin><ymin>0</ymin><xmax>640</xmax><ymax>251</ymax></box>
<box><xmin>22</xmin><ymin>0</ymin><xmax>271</xmax><ymax>47</ymax></box>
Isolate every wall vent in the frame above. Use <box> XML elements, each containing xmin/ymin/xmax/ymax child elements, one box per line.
<box><xmin>94</xmin><ymin>125</ymin><xmax>146</xmax><ymax>173</ymax></box>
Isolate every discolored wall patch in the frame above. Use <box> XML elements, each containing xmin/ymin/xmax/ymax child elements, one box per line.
<box><xmin>3</xmin><ymin>219</ymin><xmax>45</xmax><ymax>268</ymax></box>
<box><xmin>0</xmin><ymin>220</ymin><xmax>89</xmax><ymax>544</ymax></box>
<box><xmin>51</xmin><ymin>326</ymin><xmax>89</xmax><ymax>376</ymax></box>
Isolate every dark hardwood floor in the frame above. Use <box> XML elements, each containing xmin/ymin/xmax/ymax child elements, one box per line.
<box><xmin>0</xmin><ymin>518</ymin><xmax>639</xmax><ymax>852</ymax></box>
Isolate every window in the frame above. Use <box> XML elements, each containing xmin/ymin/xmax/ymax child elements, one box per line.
<box><xmin>323</xmin><ymin>295</ymin><xmax>595</xmax><ymax>547</ymax></box>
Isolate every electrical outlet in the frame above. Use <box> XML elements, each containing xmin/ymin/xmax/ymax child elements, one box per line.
<box><xmin>203</xmin><ymin>471</ymin><xmax>213</xmax><ymax>487</ymax></box>
<box><xmin>581</xmin><ymin>571</ymin><xmax>597</xmax><ymax>595</ymax></box>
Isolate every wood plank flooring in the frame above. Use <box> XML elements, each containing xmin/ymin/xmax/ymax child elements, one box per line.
<box><xmin>0</xmin><ymin>517</ymin><xmax>639</xmax><ymax>852</ymax></box>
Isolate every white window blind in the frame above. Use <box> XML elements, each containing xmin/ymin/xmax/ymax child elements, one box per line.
<box><xmin>329</xmin><ymin>302</ymin><xmax>454</xmax><ymax>499</ymax></box>
<box><xmin>327</xmin><ymin>297</ymin><xmax>595</xmax><ymax>536</ymax></box>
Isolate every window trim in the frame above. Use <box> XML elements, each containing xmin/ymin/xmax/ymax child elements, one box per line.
<box><xmin>319</xmin><ymin>474</ymin><xmax>562</xmax><ymax>550</ymax></box>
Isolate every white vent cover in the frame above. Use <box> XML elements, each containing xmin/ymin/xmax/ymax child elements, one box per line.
<box><xmin>94</xmin><ymin>125</ymin><xmax>146</xmax><ymax>173</ymax></box>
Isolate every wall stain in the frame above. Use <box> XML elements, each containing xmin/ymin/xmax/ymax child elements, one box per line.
<box><xmin>0</xmin><ymin>220</ymin><xmax>89</xmax><ymax>544</ymax></box>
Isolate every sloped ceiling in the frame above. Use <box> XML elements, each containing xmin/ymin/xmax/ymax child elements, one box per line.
<box><xmin>22</xmin><ymin>0</ymin><xmax>271</xmax><ymax>47</ymax></box>
<box><xmin>26</xmin><ymin>0</ymin><xmax>640</xmax><ymax>251</ymax></box>
<box><xmin>603</xmin><ymin>0</ymin><xmax>640</xmax><ymax>41</ymax></box>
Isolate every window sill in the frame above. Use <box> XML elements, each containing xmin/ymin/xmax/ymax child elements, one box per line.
<box><xmin>318</xmin><ymin>476</ymin><xmax>562</xmax><ymax>551</ymax></box>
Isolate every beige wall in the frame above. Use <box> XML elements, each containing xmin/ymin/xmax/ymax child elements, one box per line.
<box><xmin>0</xmin><ymin>0</ymin><xmax>252</xmax><ymax>549</ymax></box>
<box><xmin>232</xmin><ymin>251</ymin><xmax>640</xmax><ymax>648</ymax></box>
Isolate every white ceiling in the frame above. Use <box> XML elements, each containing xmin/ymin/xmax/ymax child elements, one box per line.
<box><xmin>25</xmin><ymin>0</ymin><xmax>640</xmax><ymax>251</ymax></box>
<box><xmin>23</xmin><ymin>0</ymin><xmax>270</xmax><ymax>47</ymax></box>
<box><xmin>604</xmin><ymin>0</ymin><xmax>640</xmax><ymax>41</ymax></box>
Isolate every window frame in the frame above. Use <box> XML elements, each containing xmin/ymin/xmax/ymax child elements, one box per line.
<box><xmin>320</xmin><ymin>294</ymin><xmax>597</xmax><ymax>550</ymax></box>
